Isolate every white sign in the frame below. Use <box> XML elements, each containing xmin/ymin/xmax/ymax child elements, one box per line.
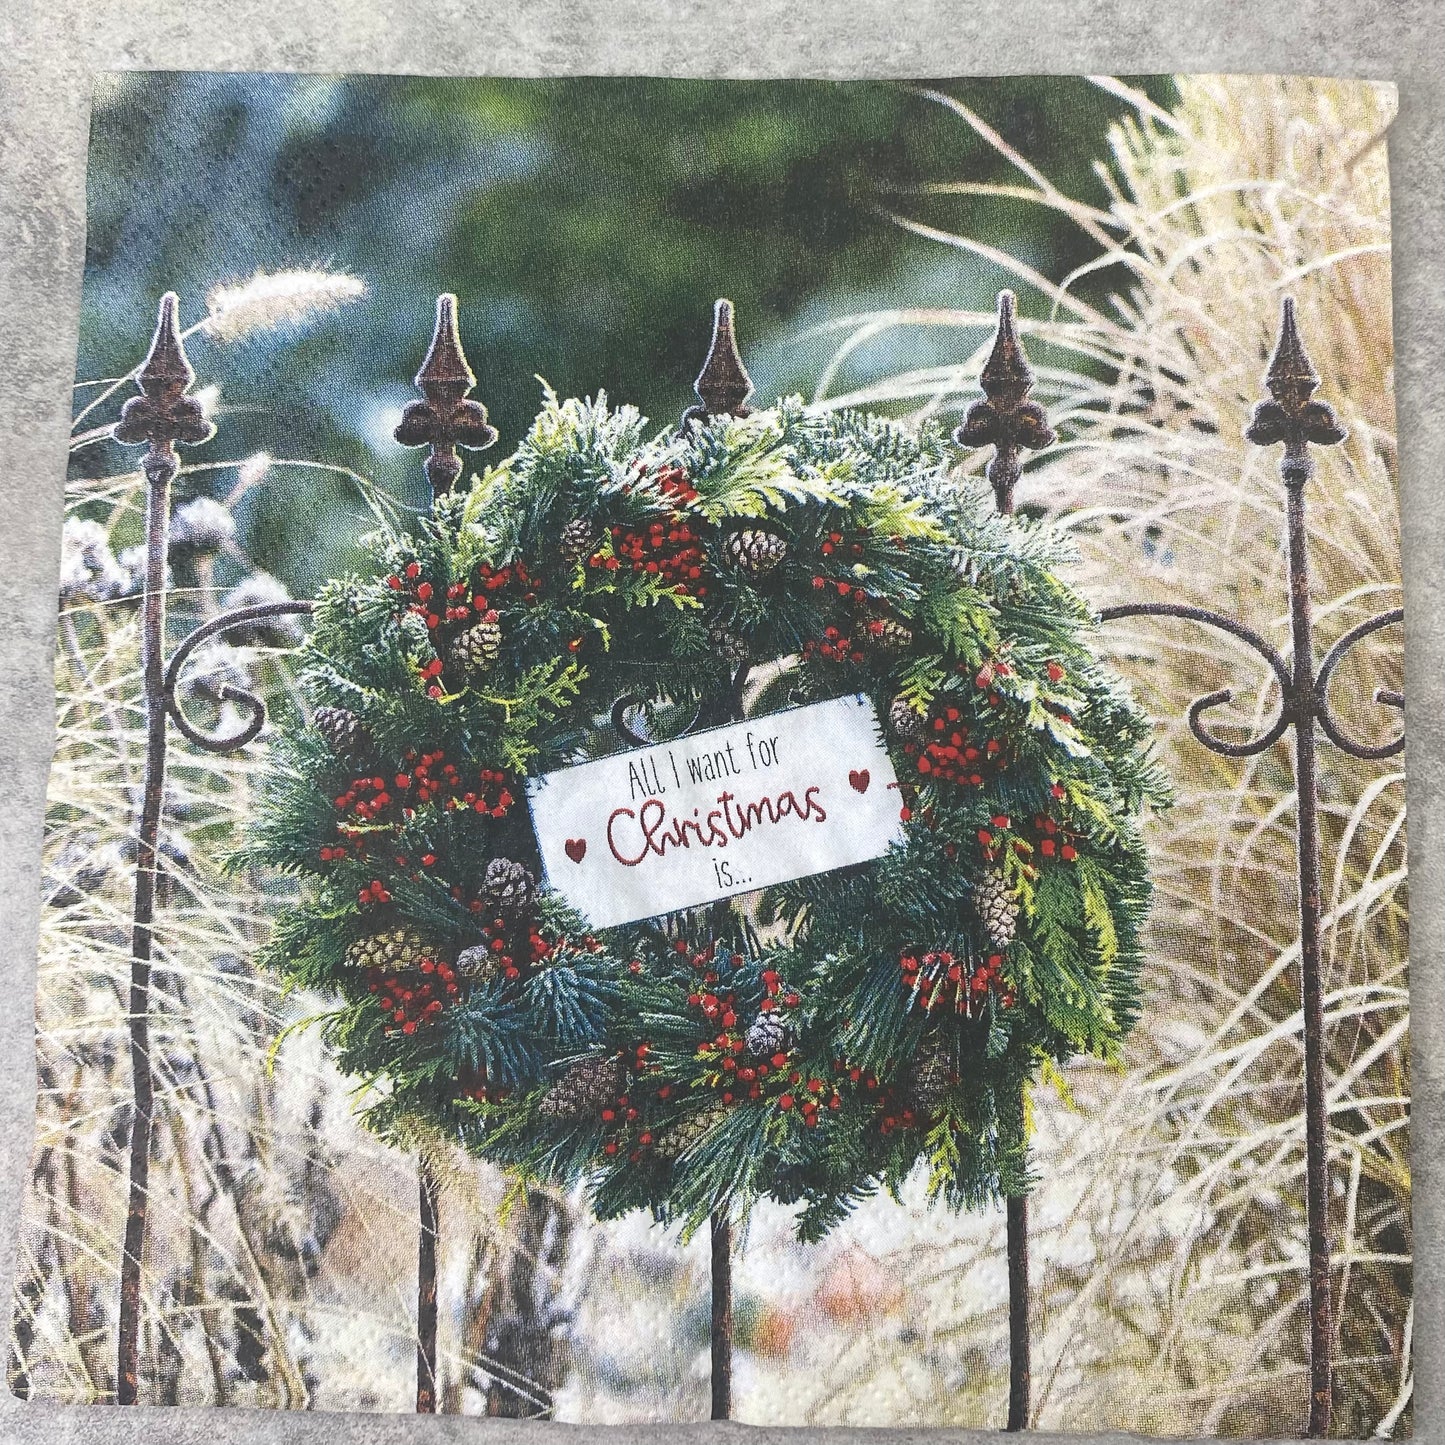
<box><xmin>527</xmin><ymin>694</ymin><xmax>905</xmax><ymax>929</ymax></box>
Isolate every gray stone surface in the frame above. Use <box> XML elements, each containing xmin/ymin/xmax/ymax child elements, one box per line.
<box><xmin>1</xmin><ymin>2</ymin><xmax>1441</xmax><ymax>1442</ymax></box>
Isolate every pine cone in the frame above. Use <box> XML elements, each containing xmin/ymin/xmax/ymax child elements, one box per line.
<box><xmin>706</xmin><ymin>621</ymin><xmax>749</xmax><ymax>666</ymax></box>
<box><xmin>481</xmin><ymin>857</ymin><xmax>535</xmax><ymax>914</ymax></box>
<box><xmin>888</xmin><ymin>695</ymin><xmax>925</xmax><ymax>741</ymax></box>
<box><xmin>314</xmin><ymin>705</ymin><xmax>372</xmax><ymax>760</ymax></box>
<box><xmin>907</xmin><ymin>1047</ymin><xmax>951</xmax><ymax>1118</ymax></box>
<box><xmin>745</xmin><ymin>1011</ymin><xmax>793</xmax><ymax>1059</ymax></box>
<box><xmin>560</xmin><ymin>517</ymin><xmax>602</xmax><ymax>564</ymax></box>
<box><xmin>449</xmin><ymin>612</ymin><xmax>502</xmax><ymax>679</ymax></box>
<box><xmin>866</xmin><ymin>615</ymin><xmax>914</xmax><ymax>653</ymax></box>
<box><xmin>653</xmin><ymin>1101</ymin><xmax>732</xmax><ymax>1160</ymax></box>
<box><xmin>974</xmin><ymin>869</ymin><xmax>1019</xmax><ymax>947</ymax></box>
<box><xmin>537</xmin><ymin>1055</ymin><xmax>626</xmax><ymax>1120</ymax></box>
<box><xmin>722</xmin><ymin>527</ymin><xmax>788</xmax><ymax>580</ymax></box>
<box><xmin>454</xmin><ymin>943</ymin><xmax>500</xmax><ymax>981</ymax></box>
<box><xmin>345</xmin><ymin>926</ymin><xmax>434</xmax><ymax>971</ymax></box>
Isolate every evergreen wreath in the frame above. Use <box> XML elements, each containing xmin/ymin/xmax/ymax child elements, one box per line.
<box><xmin>241</xmin><ymin>389</ymin><xmax>1167</xmax><ymax>1243</ymax></box>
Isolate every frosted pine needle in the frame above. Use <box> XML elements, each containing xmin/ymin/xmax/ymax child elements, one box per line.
<box><xmin>203</xmin><ymin>268</ymin><xmax>366</xmax><ymax>342</ymax></box>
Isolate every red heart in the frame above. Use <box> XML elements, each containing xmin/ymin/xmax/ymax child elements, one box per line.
<box><xmin>564</xmin><ymin>838</ymin><xmax>587</xmax><ymax>864</ymax></box>
<box><xmin>848</xmin><ymin>769</ymin><xmax>870</xmax><ymax>794</ymax></box>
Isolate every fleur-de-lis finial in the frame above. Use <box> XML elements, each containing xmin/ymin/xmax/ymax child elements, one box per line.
<box><xmin>394</xmin><ymin>294</ymin><xmax>498</xmax><ymax>498</ymax></box>
<box><xmin>113</xmin><ymin>293</ymin><xmax>216</xmax><ymax>483</ymax></box>
<box><xmin>1244</xmin><ymin>297</ymin><xmax>1347</xmax><ymax>485</ymax></box>
<box><xmin>684</xmin><ymin>298</ymin><xmax>754</xmax><ymax>426</ymax></box>
<box><xmin>955</xmin><ymin>290</ymin><xmax>1056</xmax><ymax>515</ymax></box>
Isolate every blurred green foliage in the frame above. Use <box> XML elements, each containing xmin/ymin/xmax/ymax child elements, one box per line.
<box><xmin>76</xmin><ymin>73</ymin><xmax>1170</xmax><ymax>594</ymax></box>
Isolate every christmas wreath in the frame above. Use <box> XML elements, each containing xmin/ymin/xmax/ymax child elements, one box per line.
<box><xmin>243</xmin><ymin>385</ymin><xmax>1166</xmax><ymax>1242</ymax></box>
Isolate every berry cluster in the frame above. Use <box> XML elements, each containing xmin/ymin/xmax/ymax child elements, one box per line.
<box><xmin>385</xmin><ymin>557</ymin><xmax>539</xmax><ymax>625</ymax></box>
<box><xmin>831</xmin><ymin>1061</ymin><xmax>923</xmax><ymax>1139</ymax></box>
<box><xmin>874</xmin><ymin>1088</ymin><xmax>921</xmax><ymax>1137</ymax></box>
<box><xmin>978</xmin><ymin>802</ymin><xmax>1081</xmax><ymax>873</ymax></box>
<box><xmin>384</xmin><ymin>561</ymin><xmax>529</xmax><ymax>696</ymax></box>
<box><xmin>755</xmin><ymin>967</ymin><xmax>800</xmax><ymax>1016</ymax></box>
<box><xmin>776</xmin><ymin>1071</ymin><xmax>840</xmax><ymax>1127</ymax></box>
<box><xmin>671</xmin><ymin>944</ymin><xmax>826</xmax><ymax>1118</ymax></box>
<box><xmin>322</xmin><ymin>757</ymin><xmax>517</xmax><ymax>880</ymax></box>
<box><xmin>903</xmin><ymin>703</ymin><xmax>1007</xmax><ymax>790</ymax></box>
<box><xmin>366</xmin><ymin>961</ymin><xmax>460</xmax><ymax>1036</ymax></box>
<box><xmin>802</xmin><ymin>624</ymin><xmax>866</xmax><ymax>665</ymax></box>
<box><xmin>807</xmin><ymin>523</ymin><xmax>879</xmax><ymax>598</ymax></box>
<box><xmin>819</xmin><ymin>527</ymin><xmax>867</xmax><ymax>563</ymax></box>
<box><xmin>357</xmin><ymin>877</ymin><xmax>394</xmax><ymax>908</ymax></box>
<box><xmin>809</xmin><ymin>573</ymin><xmax>861</xmax><ymax>599</ymax></box>
<box><xmin>652</xmin><ymin>464</ymin><xmax>700</xmax><ymax>507</ymax></box>
<box><xmin>333</xmin><ymin>772</ymin><xmax>400</xmax><ymax>823</ymax></box>
<box><xmin>458</xmin><ymin>912</ymin><xmax>555</xmax><ymax>975</ymax></box>
<box><xmin>596</xmin><ymin>516</ymin><xmax>708</xmax><ymax>597</ymax></box>
<box><xmin>472</xmin><ymin>557</ymin><xmax>537</xmax><ymax>603</ymax></box>
<box><xmin>398</xmin><ymin>749</ymin><xmax>516</xmax><ymax>818</ymax></box>
<box><xmin>898</xmin><ymin>948</ymin><xmax>1015</xmax><ymax>1016</ymax></box>
<box><xmin>600</xmin><ymin>1067</ymin><xmax>651</xmax><ymax>1161</ymax></box>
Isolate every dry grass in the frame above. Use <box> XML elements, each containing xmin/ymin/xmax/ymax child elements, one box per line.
<box><xmin>809</xmin><ymin>74</ymin><xmax>1409</xmax><ymax>1437</ymax></box>
<box><xmin>13</xmin><ymin>450</ymin><xmax>570</xmax><ymax>1414</ymax></box>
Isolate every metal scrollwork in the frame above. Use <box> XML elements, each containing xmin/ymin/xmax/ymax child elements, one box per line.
<box><xmin>163</xmin><ymin>601</ymin><xmax>317</xmax><ymax>753</ymax></box>
<box><xmin>1097</xmin><ymin>602</ymin><xmax>1294</xmax><ymax>758</ymax></box>
<box><xmin>609</xmin><ymin>692</ymin><xmax>705</xmax><ymax>749</ymax></box>
<box><xmin>1313</xmin><ymin>607</ymin><xmax>1405</xmax><ymax>760</ymax></box>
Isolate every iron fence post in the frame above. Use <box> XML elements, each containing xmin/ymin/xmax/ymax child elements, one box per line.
<box><xmin>111</xmin><ymin>293</ymin><xmax>216</xmax><ymax>1404</ymax></box>
<box><xmin>710</xmin><ymin>1212</ymin><xmax>734</xmax><ymax>1420</ymax></box>
<box><xmin>416</xmin><ymin>1163</ymin><xmax>442</xmax><ymax>1413</ymax></box>
<box><xmin>394</xmin><ymin>292</ymin><xmax>498</xmax><ymax>1412</ymax></box>
<box><xmin>1088</xmin><ymin>296</ymin><xmax>1400</xmax><ymax>1437</ymax></box>
<box><xmin>689</xmin><ymin>298</ymin><xmax>753</xmax><ymax>1422</ymax></box>
<box><xmin>1249</xmin><ymin>298</ymin><xmax>1349</xmax><ymax>1435</ymax></box>
<box><xmin>956</xmin><ymin>289</ymin><xmax>1057</xmax><ymax>1431</ymax></box>
<box><xmin>107</xmin><ymin>295</ymin><xmax>316</xmax><ymax>1404</ymax></box>
<box><xmin>611</xmin><ymin>299</ymin><xmax>753</xmax><ymax>1420</ymax></box>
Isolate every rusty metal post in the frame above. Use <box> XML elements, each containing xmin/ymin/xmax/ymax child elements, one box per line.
<box><xmin>106</xmin><ymin>296</ymin><xmax>317</xmax><ymax>1405</ymax></box>
<box><xmin>1248</xmin><ymin>299</ymin><xmax>1346</xmax><ymax>1436</ymax></box>
<box><xmin>110</xmin><ymin>293</ymin><xmax>216</xmax><ymax>1404</ymax></box>
<box><xmin>416</xmin><ymin>1162</ymin><xmax>441</xmax><ymax>1413</ymax></box>
<box><xmin>691</xmin><ymin>298</ymin><xmax>753</xmax><ymax>1422</ymax></box>
<box><xmin>710</xmin><ymin>1213</ymin><xmax>733</xmax><ymax>1420</ymax></box>
<box><xmin>395</xmin><ymin>293</ymin><xmax>497</xmax><ymax>1412</ymax></box>
<box><xmin>957</xmin><ymin>290</ymin><xmax>1057</xmax><ymax>1431</ymax></box>
<box><xmin>1090</xmin><ymin>297</ymin><xmax>1401</xmax><ymax>1437</ymax></box>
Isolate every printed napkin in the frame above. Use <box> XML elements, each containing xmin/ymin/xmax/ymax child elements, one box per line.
<box><xmin>10</xmin><ymin>71</ymin><xmax>1408</xmax><ymax>1436</ymax></box>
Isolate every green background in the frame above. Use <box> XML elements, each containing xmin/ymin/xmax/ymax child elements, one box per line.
<box><xmin>77</xmin><ymin>74</ymin><xmax>1170</xmax><ymax>592</ymax></box>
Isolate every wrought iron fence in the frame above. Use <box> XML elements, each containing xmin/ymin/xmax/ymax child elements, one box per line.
<box><xmin>97</xmin><ymin>281</ymin><xmax>1403</xmax><ymax>1434</ymax></box>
